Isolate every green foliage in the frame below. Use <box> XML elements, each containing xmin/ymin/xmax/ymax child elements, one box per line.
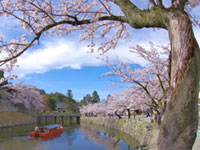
<box><xmin>48</xmin><ymin>96</ymin><xmax>57</xmax><ymax>111</ymax></box>
<box><xmin>46</xmin><ymin>92</ymin><xmax>65</xmax><ymax>111</ymax></box>
<box><xmin>44</xmin><ymin>90</ymin><xmax>79</xmax><ymax>114</ymax></box>
<box><xmin>92</xmin><ymin>91</ymin><xmax>100</xmax><ymax>103</ymax></box>
<box><xmin>50</xmin><ymin>92</ymin><xmax>66</xmax><ymax>101</ymax></box>
<box><xmin>80</xmin><ymin>94</ymin><xmax>92</xmax><ymax>105</ymax></box>
<box><xmin>80</xmin><ymin>91</ymin><xmax>101</xmax><ymax>105</ymax></box>
<box><xmin>64</xmin><ymin>96</ymin><xmax>79</xmax><ymax>114</ymax></box>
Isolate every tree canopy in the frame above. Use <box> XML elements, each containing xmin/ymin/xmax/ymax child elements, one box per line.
<box><xmin>0</xmin><ymin>0</ymin><xmax>199</xmax><ymax>149</ymax></box>
<box><xmin>81</xmin><ymin>91</ymin><xmax>101</xmax><ymax>105</ymax></box>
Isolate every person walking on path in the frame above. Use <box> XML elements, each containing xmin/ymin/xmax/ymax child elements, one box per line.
<box><xmin>146</xmin><ymin>108</ymin><xmax>151</xmax><ymax>117</ymax></box>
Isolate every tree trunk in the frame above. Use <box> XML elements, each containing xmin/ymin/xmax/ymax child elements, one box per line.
<box><xmin>115</xmin><ymin>112</ymin><xmax>122</xmax><ymax>119</ymax></box>
<box><xmin>133</xmin><ymin>110</ymin><xmax>136</xmax><ymax>119</ymax></box>
<box><xmin>158</xmin><ymin>14</ymin><xmax>200</xmax><ymax>150</ymax></box>
<box><xmin>157</xmin><ymin>114</ymin><xmax>161</xmax><ymax>126</ymax></box>
<box><xmin>127</xmin><ymin>109</ymin><xmax>131</xmax><ymax>119</ymax></box>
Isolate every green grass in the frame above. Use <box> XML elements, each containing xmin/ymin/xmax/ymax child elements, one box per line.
<box><xmin>0</xmin><ymin>111</ymin><xmax>36</xmax><ymax>124</ymax></box>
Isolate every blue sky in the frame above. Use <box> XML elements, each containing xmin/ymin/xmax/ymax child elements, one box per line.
<box><xmin>13</xmin><ymin>66</ymin><xmax>126</xmax><ymax>100</ymax></box>
<box><xmin>10</xmin><ymin>26</ymin><xmax>199</xmax><ymax>101</ymax></box>
<box><xmin>1</xmin><ymin>2</ymin><xmax>200</xmax><ymax>101</ymax></box>
<box><xmin>10</xmin><ymin>28</ymin><xmax>170</xmax><ymax>101</ymax></box>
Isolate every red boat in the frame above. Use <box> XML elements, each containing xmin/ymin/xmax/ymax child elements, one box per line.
<box><xmin>30</xmin><ymin>124</ymin><xmax>63</xmax><ymax>137</ymax></box>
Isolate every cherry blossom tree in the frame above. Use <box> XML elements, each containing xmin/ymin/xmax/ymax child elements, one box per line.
<box><xmin>0</xmin><ymin>82</ymin><xmax>44</xmax><ymax>110</ymax></box>
<box><xmin>80</xmin><ymin>92</ymin><xmax>146</xmax><ymax>119</ymax></box>
<box><xmin>80</xmin><ymin>96</ymin><xmax>126</xmax><ymax>119</ymax></box>
<box><xmin>115</xmin><ymin>89</ymin><xmax>149</xmax><ymax>119</ymax></box>
<box><xmin>105</xmin><ymin>43</ymin><xmax>170</xmax><ymax>124</ymax></box>
<box><xmin>0</xmin><ymin>0</ymin><xmax>199</xmax><ymax>149</ymax></box>
<box><xmin>104</xmin><ymin>95</ymin><xmax>125</xmax><ymax>119</ymax></box>
<box><xmin>80</xmin><ymin>102</ymin><xmax>107</xmax><ymax>117</ymax></box>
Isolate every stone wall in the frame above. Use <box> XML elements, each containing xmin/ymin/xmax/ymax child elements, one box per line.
<box><xmin>0</xmin><ymin>98</ymin><xmax>19</xmax><ymax>112</ymax></box>
<box><xmin>0</xmin><ymin>98</ymin><xmax>36</xmax><ymax>116</ymax></box>
<box><xmin>81</xmin><ymin>117</ymin><xmax>155</xmax><ymax>148</ymax></box>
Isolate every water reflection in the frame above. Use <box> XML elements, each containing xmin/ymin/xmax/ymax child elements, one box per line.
<box><xmin>81</xmin><ymin>123</ymin><xmax>139</xmax><ymax>150</ymax></box>
<box><xmin>81</xmin><ymin>127</ymin><xmax>122</xmax><ymax>150</ymax></box>
<box><xmin>65</xmin><ymin>125</ymin><xmax>79</xmax><ymax>146</ymax></box>
<box><xmin>0</xmin><ymin>124</ymin><xmax>139</xmax><ymax>150</ymax></box>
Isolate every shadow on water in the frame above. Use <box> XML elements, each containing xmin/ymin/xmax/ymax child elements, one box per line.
<box><xmin>0</xmin><ymin>123</ymin><xmax>140</xmax><ymax>150</ymax></box>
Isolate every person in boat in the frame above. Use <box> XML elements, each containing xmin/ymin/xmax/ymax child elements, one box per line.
<box><xmin>34</xmin><ymin>126</ymin><xmax>39</xmax><ymax>133</ymax></box>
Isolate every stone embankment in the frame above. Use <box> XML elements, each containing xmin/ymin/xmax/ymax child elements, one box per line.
<box><xmin>81</xmin><ymin>117</ymin><xmax>158</xmax><ymax>149</ymax></box>
<box><xmin>0</xmin><ymin>98</ymin><xmax>36</xmax><ymax>116</ymax></box>
<box><xmin>0</xmin><ymin>120</ymin><xmax>37</xmax><ymax>128</ymax></box>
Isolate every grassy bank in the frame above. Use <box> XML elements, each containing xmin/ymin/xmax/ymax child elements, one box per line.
<box><xmin>0</xmin><ymin>111</ymin><xmax>36</xmax><ymax>127</ymax></box>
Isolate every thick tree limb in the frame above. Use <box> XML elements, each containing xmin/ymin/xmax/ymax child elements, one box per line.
<box><xmin>114</xmin><ymin>0</ymin><xmax>167</xmax><ymax>29</ymax></box>
<box><xmin>172</xmin><ymin>0</ymin><xmax>188</xmax><ymax>9</ymax></box>
<box><xmin>0</xmin><ymin>15</ymin><xmax>127</xmax><ymax>66</ymax></box>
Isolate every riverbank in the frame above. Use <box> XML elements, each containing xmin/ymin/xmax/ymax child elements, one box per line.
<box><xmin>0</xmin><ymin>111</ymin><xmax>37</xmax><ymax>128</ymax></box>
<box><xmin>81</xmin><ymin>116</ymin><xmax>159</xmax><ymax>150</ymax></box>
<box><xmin>81</xmin><ymin>117</ymin><xmax>200</xmax><ymax>150</ymax></box>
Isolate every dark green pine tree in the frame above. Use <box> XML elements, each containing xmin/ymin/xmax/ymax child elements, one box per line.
<box><xmin>66</xmin><ymin>90</ymin><xmax>73</xmax><ymax>99</ymax></box>
<box><xmin>91</xmin><ymin>91</ymin><xmax>100</xmax><ymax>103</ymax></box>
<box><xmin>80</xmin><ymin>94</ymin><xmax>92</xmax><ymax>105</ymax></box>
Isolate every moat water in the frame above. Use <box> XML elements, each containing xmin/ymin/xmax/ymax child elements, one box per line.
<box><xmin>0</xmin><ymin>123</ymin><xmax>139</xmax><ymax>150</ymax></box>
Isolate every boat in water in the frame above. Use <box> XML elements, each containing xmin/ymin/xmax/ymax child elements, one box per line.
<box><xmin>30</xmin><ymin>124</ymin><xmax>63</xmax><ymax>137</ymax></box>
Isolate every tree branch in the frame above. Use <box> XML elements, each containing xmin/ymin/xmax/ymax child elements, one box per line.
<box><xmin>156</xmin><ymin>0</ymin><xmax>164</xmax><ymax>7</ymax></box>
<box><xmin>114</xmin><ymin>0</ymin><xmax>167</xmax><ymax>29</ymax></box>
<box><xmin>172</xmin><ymin>0</ymin><xmax>188</xmax><ymax>9</ymax></box>
<box><xmin>156</xmin><ymin>74</ymin><xmax>168</xmax><ymax>99</ymax></box>
<box><xmin>0</xmin><ymin>14</ymin><xmax>127</xmax><ymax>66</ymax></box>
<box><xmin>150</xmin><ymin>0</ymin><xmax>156</xmax><ymax>7</ymax></box>
<box><xmin>0</xmin><ymin>0</ymin><xmax>172</xmax><ymax>65</ymax></box>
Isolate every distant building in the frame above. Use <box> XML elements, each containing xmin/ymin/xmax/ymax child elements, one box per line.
<box><xmin>56</xmin><ymin>101</ymin><xmax>66</xmax><ymax>113</ymax></box>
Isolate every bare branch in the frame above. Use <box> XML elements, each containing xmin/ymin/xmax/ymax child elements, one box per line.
<box><xmin>98</xmin><ymin>0</ymin><xmax>112</xmax><ymax>15</ymax></box>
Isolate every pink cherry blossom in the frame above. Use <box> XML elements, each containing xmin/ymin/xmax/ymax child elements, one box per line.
<box><xmin>0</xmin><ymin>82</ymin><xmax>44</xmax><ymax>110</ymax></box>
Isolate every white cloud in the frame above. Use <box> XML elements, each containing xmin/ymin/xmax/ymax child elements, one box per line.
<box><xmin>12</xmin><ymin>24</ymin><xmax>200</xmax><ymax>78</ymax></box>
<box><xmin>13</xmin><ymin>30</ymin><xmax>169</xmax><ymax>77</ymax></box>
<box><xmin>14</xmin><ymin>39</ymin><xmax>101</xmax><ymax>76</ymax></box>
<box><xmin>13</xmin><ymin>37</ymin><xmax>154</xmax><ymax>77</ymax></box>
